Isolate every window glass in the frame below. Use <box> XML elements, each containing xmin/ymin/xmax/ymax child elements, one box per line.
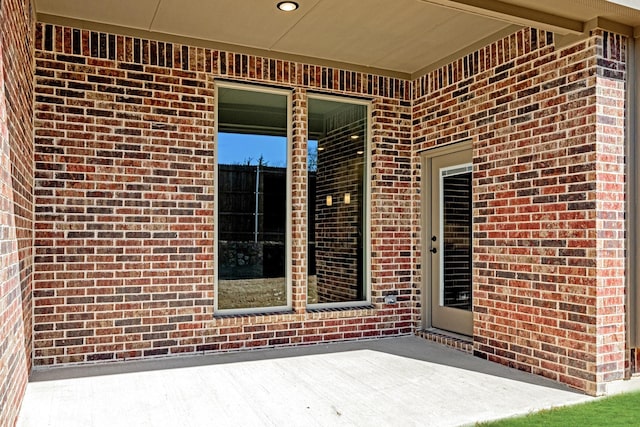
<box><xmin>216</xmin><ymin>86</ymin><xmax>289</xmax><ymax>312</ymax></box>
<box><xmin>307</xmin><ymin>97</ymin><xmax>367</xmax><ymax>305</ymax></box>
<box><xmin>441</xmin><ymin>169</ymin><xmax>472</xmax><ymax>311</ymax></box>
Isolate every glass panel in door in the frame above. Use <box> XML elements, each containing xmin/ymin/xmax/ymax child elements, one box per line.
<box><xmin>441</xmin><ymin>167</ymin><xmax>472</xmax><ymax>311</ymax></box>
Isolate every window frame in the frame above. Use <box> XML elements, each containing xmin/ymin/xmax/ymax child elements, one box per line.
<box><xmin>213</xmin><ymin>82</ymin><xmax>293</xmax><ymax>315</ymax></box>
<box><xmin>305</xmin><ymin>93</ymin><xmax>372</xmax><ymax>310</ymax></box>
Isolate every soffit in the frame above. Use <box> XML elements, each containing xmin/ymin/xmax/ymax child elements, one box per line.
<box><xmin>35</xmin><ymin>0</ymin><xmax>640</xmax><ymax>77</ymax></box>
<box><xmin>502</xmin><ymin>0</ymin><xmax>640</xmax><ymax>26</ymax></box>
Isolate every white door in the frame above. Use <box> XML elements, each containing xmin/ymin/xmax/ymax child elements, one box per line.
<box><xmin>426</xmin><ymin>147</ymin><xmax>473</xmax><ymax>336</ymax></box>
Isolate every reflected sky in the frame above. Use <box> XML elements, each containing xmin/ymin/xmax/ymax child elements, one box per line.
<box><xmin>218</xmin><ymin>133</ymin><xmax>317</xmax><ymax>170</ymax></box>
<box><xmin>218</xmin><ymin>133</ymin><xmax>287</xmax><ymax>167</ymax></box>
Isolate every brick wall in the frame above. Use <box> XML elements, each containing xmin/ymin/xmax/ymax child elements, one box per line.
<box><xmin>32</xmin><ymin>23</ymin><xmax>415</xmax><ymax>366</ymax></box>
<box><xmin>413</xmin><ymin>28</ymin><xmax>627</xmax><ymax>395</ymax></box>
<box><xmin>0</xmin><ymin>0</ymin><xmax>34</xmax><ymax>425</ymax></box>
<box><xmin>371</xmin><ymin>98</ymin><xmax>414</xmax><ymax>309</ymax></box>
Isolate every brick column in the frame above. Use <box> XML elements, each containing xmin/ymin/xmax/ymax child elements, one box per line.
<box><xmin>370</xmin><ymin>98</ymin><xmax>416</xmax><ymax>330</ymax></box>
<box><xmin>291</xmin><ymin>88</ymin><xmax>307</xmax><ymax>313</ymax></box>
<box><xmin>593</xmin><ymin>30</ymin><xmax>627</xmax><ymax>393</ymax></box>
<box><xmin>0</xmin><ymin>0</ymin><xmax>34</xmax><ymax>424</ymax></box>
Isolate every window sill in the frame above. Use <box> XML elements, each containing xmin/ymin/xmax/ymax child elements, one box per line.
<box><xmin>306</xmin><ymin>304</ymin><xmax>374</xmax><ymax>314</ymax></box>
<box><xmin>213</xmin><ymin>309</ymin><xmax>295</xmax><ymax>319</ymax></box>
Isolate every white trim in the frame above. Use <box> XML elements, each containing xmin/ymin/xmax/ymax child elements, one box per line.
<box><xmin>440</xmin><ymin>164</ymin><xmax>473</xmax><ymax>178</ymax></box>
<box><xmin>214</xmin><ymin>82</ymin><xmax>293</xmax><ymax>315</ymax></box>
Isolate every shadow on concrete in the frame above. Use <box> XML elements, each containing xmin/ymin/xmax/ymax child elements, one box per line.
<box><xmin>29</xmin><ymin>335</ymin><xmax>581</xmax><ymax>394</ymax></box>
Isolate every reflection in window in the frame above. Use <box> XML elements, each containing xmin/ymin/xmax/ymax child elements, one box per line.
<box><xmin>216</xmin><ymin>86</ymin><xmax>289</xmax><ymax>312</ymax></box>
<box><xmin>308</xmin><ymin>97</ymin><xmax>367</xmax><ymax>306</ymax></box>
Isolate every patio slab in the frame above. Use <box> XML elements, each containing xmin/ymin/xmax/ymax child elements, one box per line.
<box><xmin>17</xmin><ymin>336</ymin><xmax>594</xmax><ymax>426</ymax></box>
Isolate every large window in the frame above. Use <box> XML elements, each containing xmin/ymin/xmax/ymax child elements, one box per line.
<box><xmin>215</xmin><ymin>84</ymin><xmax>290</xmax><ymax>313</ymax></box>
<box><xmin>307</xmin><ymin>96</ymin><xmax>369</xmax><ymax>307</ymax></box>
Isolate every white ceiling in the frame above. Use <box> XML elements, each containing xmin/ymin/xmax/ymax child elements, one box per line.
<box><xmin>35</xmin><ymin>0</ymin><xmax>640</xmax><ymax>77</ymax></box>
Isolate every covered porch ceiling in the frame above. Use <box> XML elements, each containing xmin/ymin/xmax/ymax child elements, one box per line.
<box><xmin>35</xmin><ymin>0</ymin><xmax>640</xmax><ymax>79</ymax></box>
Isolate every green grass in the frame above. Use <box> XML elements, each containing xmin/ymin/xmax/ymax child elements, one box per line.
<box><xmin>478</xmin><ymin>391</ymin><xmax>640</xmax><ymax>426</ymax></box>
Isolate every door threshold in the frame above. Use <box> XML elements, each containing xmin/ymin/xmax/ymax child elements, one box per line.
<box><xmin>416</xmin><ymin>328</ymin><xmax>473</xmax><ymax>354</ymax></box>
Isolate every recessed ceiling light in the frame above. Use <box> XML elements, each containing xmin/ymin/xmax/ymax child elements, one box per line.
<box><xmin>277</xmin><ymin>1</ymin><xmax>299</xmax><ymax>11</ymax></box>
<box><xmin>350</xmin><ymin>135</ymin><xmax>359</xmax><ymax>140</ymax></box>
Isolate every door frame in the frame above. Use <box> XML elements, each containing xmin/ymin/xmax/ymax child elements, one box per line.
<box><xmin>420</xmin><ymin>140</ymin><xmax>473</xmax><ymax>332</ymax></box>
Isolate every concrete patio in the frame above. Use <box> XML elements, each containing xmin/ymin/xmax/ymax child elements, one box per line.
<box><xmin>17</xmin><ymin>336</ymin><xmax>601</xmax><ymax>426</ymax></box>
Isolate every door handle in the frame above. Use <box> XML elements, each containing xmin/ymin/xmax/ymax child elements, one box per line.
<box><xmin>430</xmin><ymin>247</ymin><xmax>437</xmax><ymax>254</ymax></box>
